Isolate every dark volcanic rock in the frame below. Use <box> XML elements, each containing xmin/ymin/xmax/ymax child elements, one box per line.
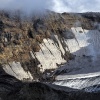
<box><xmin>0</xmin><ymin>66</ymin><xmax>22</xmax><ymax>99</ymax></box>
<box><xmin>3</xmin><ymin>82</ymin><xmax>100</xmax><ymax>100</ymax></box>
<box><xmin>0</xmin><ymin>66</ymin><xmax>100</xmax><ymax>100</ymax></box>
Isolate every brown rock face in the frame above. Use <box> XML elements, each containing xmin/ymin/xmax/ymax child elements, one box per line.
<box><xmin>0</xmin><ymin>11</ymin><xmax>93</xmax><ymax>61</ymax></box>
<box><xmin>0</xmin><ymin>10</ymin><xmax>100</xmax><ymax>100</ymax></box>
<box><xmin>0</xmin><ymin>10</ymin><xmax>98</xmax><ymax>80</ymax></box>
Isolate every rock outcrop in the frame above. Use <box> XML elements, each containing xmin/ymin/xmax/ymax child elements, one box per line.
<box><xmin>0</xmin><ymin>10</ymin><xmax>95</xmax><ymax>81</ymax></box>
<box><xmin>0</xmin><ymin>10</ymin><xmax>100</xmax><ymax>99</ymax></box>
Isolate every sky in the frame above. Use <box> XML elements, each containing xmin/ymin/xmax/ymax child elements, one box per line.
<box><xmin>0</xmin><ymin>0</ymin><xmax>100</xmax><ymax>13</ymax></box>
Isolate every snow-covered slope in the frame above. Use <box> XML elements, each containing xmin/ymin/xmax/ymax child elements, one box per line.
<box><xmin>54</xmin><ymin>73</ymin><xmax>100</xmax><ymax>89</ymax></box>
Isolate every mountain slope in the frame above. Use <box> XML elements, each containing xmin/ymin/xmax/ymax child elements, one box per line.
<box><xmin>1</xmin><ymin>10</ymin><xmax>100</xmax><ymax>95</ymax></box>
<box><xmin>0</xmin><ymin>10</ymin><xmax>93</xmax><ymax>81</ymax></box>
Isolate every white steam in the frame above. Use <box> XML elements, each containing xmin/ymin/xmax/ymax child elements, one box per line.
<box><xmin>0</xmin><ymin>0</ymin><xmax>100</xmax><ymax>13</ymax></box>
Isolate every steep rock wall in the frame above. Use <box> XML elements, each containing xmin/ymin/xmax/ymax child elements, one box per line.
<box><xmin>0</xmin><ymin>11</ymin><xmax>99</xmax><ymax>81</ymax></box>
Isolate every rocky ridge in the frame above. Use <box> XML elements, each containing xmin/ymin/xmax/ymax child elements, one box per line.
<box><xmin>0</xmin><ymin>10</ymin><xmax>100</xmax><ymax>100</ymax></box>
<box><xmin>0</xmin><ymin>10</ymin><xmax>94</xmax><ymax>81</ymax></box>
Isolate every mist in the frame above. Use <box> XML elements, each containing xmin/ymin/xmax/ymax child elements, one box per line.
<box><xmin>0</xmin><ymin>0</ymin><xmax>52</xmax><ymax>14</ymax></box>
<box><xmin>0</xmin><ymin>0</ymin><xmax>100</xmax><ymax>13</ymax></box>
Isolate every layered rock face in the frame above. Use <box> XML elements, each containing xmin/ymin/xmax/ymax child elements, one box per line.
<box><xmin>0</xmin><ymin>11</ymin><xmax>93</xmax><ymax>81</ymax></box>
<box><xmin>0</xmin><ymin>11</ymin><xmax>100</xmax><ymax>99</ymax></box>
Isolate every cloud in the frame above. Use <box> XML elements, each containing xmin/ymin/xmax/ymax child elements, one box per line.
<box><xmin>52</xmin><ymin>0</ymin><xmax>100</xmax><ymax>13</ymax></box>
<box><xmin>0</xmin><ymin>0</ymin><xmax>52</xmax><ymax>13</ymax></box>
<box><xmin>0</xmin><ymin>0</ymin><xmax>100</xmax><ymax>13</ymax></box>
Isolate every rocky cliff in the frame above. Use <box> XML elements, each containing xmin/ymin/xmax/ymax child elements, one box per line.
<box><xmin>0</xmin><ymin>10</ymin><xmax>100</xmax><ymax>99</ymax></box>
<box><xmin>0</xmin><ymin>10</ymin><xmax>94</xmax><ymax>81</ymax></box>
